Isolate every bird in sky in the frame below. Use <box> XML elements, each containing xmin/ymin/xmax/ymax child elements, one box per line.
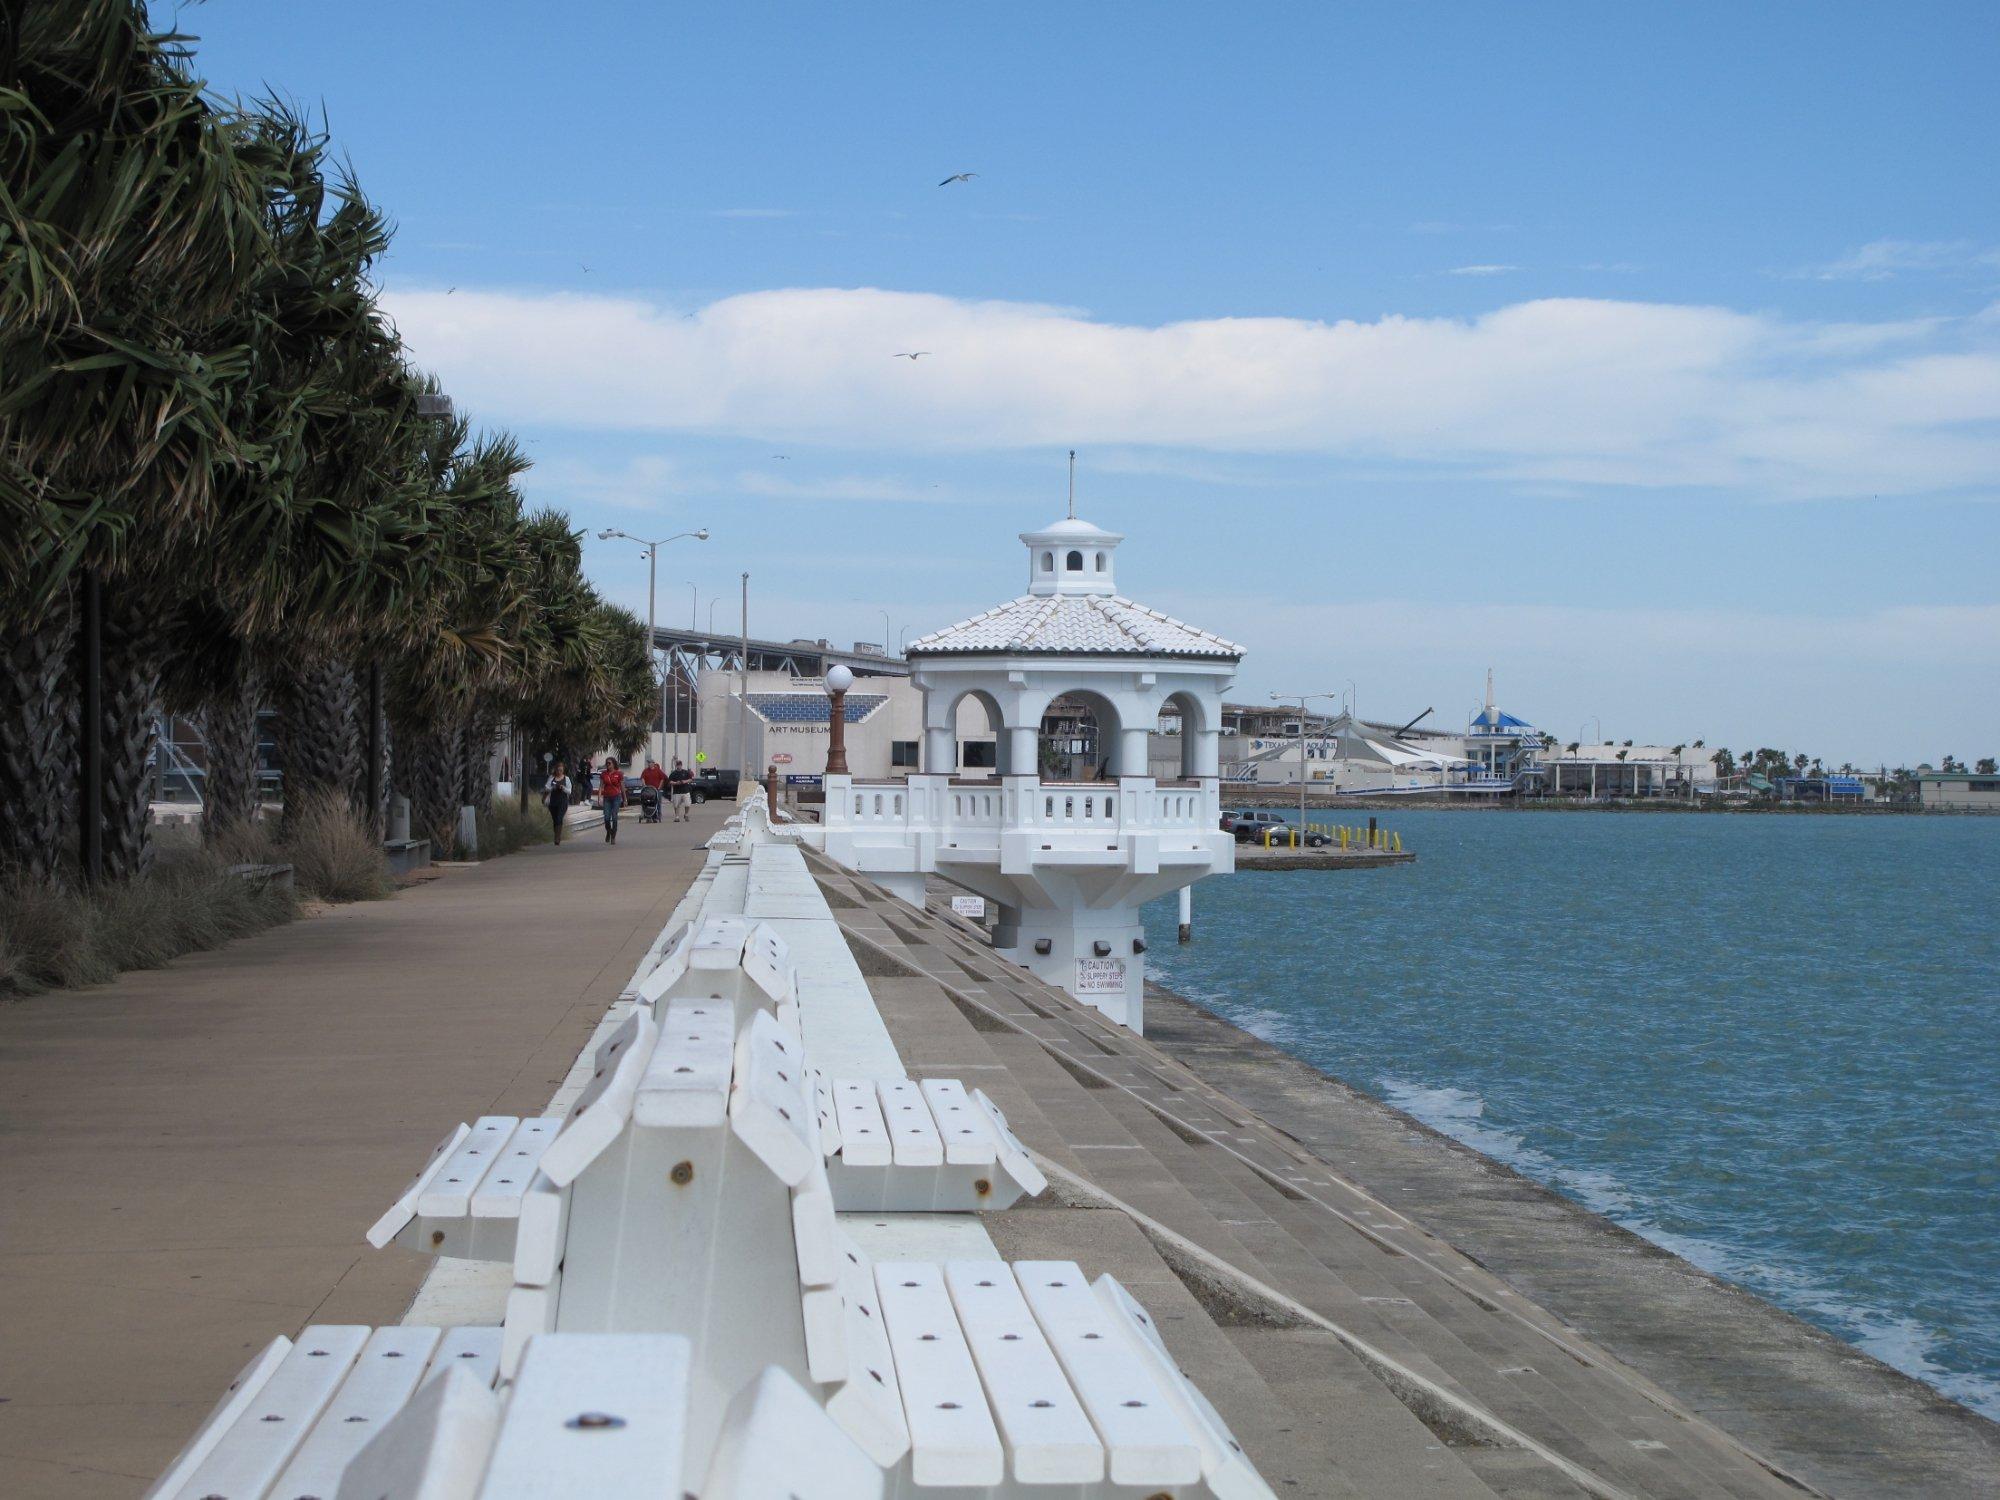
<box><xmin>771</xmin><ymin>454</ymin><xmax>791</xmax><ymax>460</ymax></box>
<box><xmin>446</xmin><ymin>286</ymin><xmax>457</xmax><ymax>294</ymax></box>
<box><xmin>938</xmin><ymin>172</ymin><xmax>977</xmax><ymax>187</ymax></box>
<box><xmin>580</xmin><ymin>262</ymin><xmax>592</xmax><ymax>272</ymax></box>
<box><xmin>892</xmin><ymin>351</ymin><xmax>931</xmax><ymax>360</ymax></box>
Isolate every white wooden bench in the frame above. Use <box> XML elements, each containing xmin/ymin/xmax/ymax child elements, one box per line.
<box><xmin>815</xmin><ymin>1071</ymin><xmax>1046</xmax><ymax>1211</ymax></box>
<box><xmin>142</xmin><ymin>1324</ymin><xmax>503</xmax><ymax>1500</ymax></box>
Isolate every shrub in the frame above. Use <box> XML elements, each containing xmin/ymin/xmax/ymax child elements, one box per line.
<box><xmin>0</xmin><ymin>848</ymin><xmax>296</xmax><ymax>1000</ymax></box>
<box><xmin>474</xmin><ymin>798</ymin><xmax>552</xmax><ymax>860</ymax></box>
<box><xmin>280</xmin><ymin>793</ymin><xmax>392</xmax><ymax>902</ymax></box>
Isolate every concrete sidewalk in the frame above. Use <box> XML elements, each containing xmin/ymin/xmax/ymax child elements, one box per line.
<box><xmin>0</xmin><ymin>800</ymin><xmax>728</xmax><ymax>1499</ymax></box>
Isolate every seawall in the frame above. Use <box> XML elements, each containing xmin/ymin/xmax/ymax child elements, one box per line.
<box><xmin>1137</xmin><ymin>978</ymin><xmax>2000</xmax><ymax>1498</ymax></box>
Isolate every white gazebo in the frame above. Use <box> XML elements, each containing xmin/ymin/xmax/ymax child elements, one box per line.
<box><xmin>805</xmin><ymin>514</ymin><xmax>1243</xmax><ymax>1030</ymax></box>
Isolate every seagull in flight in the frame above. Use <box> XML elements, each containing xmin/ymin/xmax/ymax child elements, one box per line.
<box><xmin>892</xmin><ymin>351</ymin><xmax>931</xmax><ymax>360</ymax></box>
<box><xmin>938</xmin><ymin>172</ymin><xmax>977</xmax><ymax>187</ymax></box>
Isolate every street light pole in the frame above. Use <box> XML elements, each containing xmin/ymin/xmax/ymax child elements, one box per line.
<box><xmin>1271</xmin><ymin>691</ymin><xmax>1341</xmax><ymax>838</ymax></box>
<box><xmin>598</xmin><ymin>526</ymin><xmax>709</xmax><ymax>773</ymax></box>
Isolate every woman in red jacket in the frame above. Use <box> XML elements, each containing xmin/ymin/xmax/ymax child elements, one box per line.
<box><xmin>599</xmin><ymin>757</ymin><xmax>626</xmax><ymax>844</ymax></box>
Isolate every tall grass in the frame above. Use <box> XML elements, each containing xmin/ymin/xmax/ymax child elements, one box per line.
<box><xmin>471</xmin><ymin>798</ymin><xmax>553</xmax><ymax>860</ymax></box>
<box><xmin>282</xmin><ymin>793</ymin><xmax>392</xmax><ymax>901</ymax></box>
<box><xmin>0</xmin><ymin>850</ymin><xmax>297</xmax><ymax>1000</ymax></box>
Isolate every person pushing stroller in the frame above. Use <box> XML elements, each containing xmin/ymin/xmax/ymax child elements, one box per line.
<box><xmin>639</xmin><ymin>758</ymin><xmax>666</xmax><ymax>823</ymax></box>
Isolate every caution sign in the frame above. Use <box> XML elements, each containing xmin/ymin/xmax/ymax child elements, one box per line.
<box><xmin>950</xmin><ymin>896</ymin><xmax>986</xmax><ymax>919</ymax></box>
<box><xmin>1075</xmin><ymin>957</ymin><xmax>1127</xmax><ymax>995</ymax></box>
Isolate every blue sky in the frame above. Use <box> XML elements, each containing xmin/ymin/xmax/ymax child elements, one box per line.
<box><xmin>186</xmin><ymin>2</ymin><xmax>2000</xmax><ymax>765</ymax></box>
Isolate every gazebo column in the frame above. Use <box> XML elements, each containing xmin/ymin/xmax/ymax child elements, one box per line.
<box><xmin>1001</xmin><ymin>724</ymin><xmax>1039</xmax><ymax>780</ymax></box>
<box><xmin>923</xmin><ymin>725</ymin><xmax>956</xmax><ymax>774</ymax></box>
<box><xmin>1115</xmin><ymin>725</ymin><xmax>1152</xmax><ymax>779</ymax></box>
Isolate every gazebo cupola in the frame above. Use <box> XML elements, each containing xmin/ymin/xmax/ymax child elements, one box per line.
<box><xmin>1022</xmin><ymin>517</ymin><xmax>1123</xmax><ymax>598</ymax></box>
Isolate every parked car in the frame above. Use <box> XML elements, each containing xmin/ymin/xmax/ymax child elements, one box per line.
<box><xmin>1222</xmin><ymin>810</ymin><xmax>1329</xmax><ymax>846</ymax></box>
<box><xmin>688</xmin><ymin>767</ymin><xmax>741</xmax><ymax>803</ymax></box>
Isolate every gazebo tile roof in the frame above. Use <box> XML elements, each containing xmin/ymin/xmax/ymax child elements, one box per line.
<box><xmin>906</xmin><ymin>593</ymin><xmax>1243</xmax><ymax>659</ymax></box>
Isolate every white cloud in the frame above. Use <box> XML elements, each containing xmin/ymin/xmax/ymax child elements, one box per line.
<box><xmin>1446</xmin><ymin>264</ymin><xmax>1519</xmax><ymax>276</ymax></box>
<box><xmin>733</xmin><ymin>471</ymin><xmax>958</xmax><ymax>503</ymax></box>
<box><xmin>1797</xmin><ymin>239</ymin><xmax>2000</xmax><ymax>282</ymax></box>
<box><xmin>383</xmin><ymin>284</ymin><xmax>2000</xmax><ymax>501</ymax></box>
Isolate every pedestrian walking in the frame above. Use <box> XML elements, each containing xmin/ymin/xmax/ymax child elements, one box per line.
<box><xmin>641</xmin><ymin>758</ymin><xmax>667</xmax><ymax>823</ymax></box>
<box><xmin>600</xmin><ymin>756</ymin><xmax>626</xmax><ymax>844</ymax></box>
<box><xmin>667</xmin><ymin>758</ymin><xmax>694</xmax><ymax>822</ymax></box>
<box><xmin>543</xmin><ymin>761</ymin><xmax>574</xmax><ymax>844</ymax></box>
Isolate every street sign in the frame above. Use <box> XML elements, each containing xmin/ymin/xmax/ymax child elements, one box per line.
<box><xmin>771</xmin><ymin>752</ymin><xmax>794</xmax><ymax>765</ymax></box>
<box><xmin>695</xmin><ymin>751</ymin><xmax>708</xmax><ymax>763</ymax></box>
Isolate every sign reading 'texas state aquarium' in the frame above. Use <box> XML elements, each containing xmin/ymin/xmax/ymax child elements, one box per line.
<box><xmin>1075</xmin><ymin>957</ymin><xmax>1126</xmax><ymax>995</ymax></box>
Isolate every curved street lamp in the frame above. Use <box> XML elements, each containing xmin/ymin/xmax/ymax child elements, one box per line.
<box><xmin>596</xmin><ymin>527</ymin><xmax>710</xmax><ymax>766</ymax></box>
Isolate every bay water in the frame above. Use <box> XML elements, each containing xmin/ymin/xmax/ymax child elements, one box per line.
<box><xmin>1142</xmin><ymin>808</ymin><xmax>2000</xmax><ymax>1418</ymax></box>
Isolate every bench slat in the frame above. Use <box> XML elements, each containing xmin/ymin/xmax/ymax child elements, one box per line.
<box><xmin>973</xmin><ymin>1087</ymin><xmax>1049</xmax><ymax>1197</ymax></box>
<box><xmin>471</xmin><ymin>1118</ymin><xmax>559</xmax><ymax>1218</ymax></box>
<box><xmin>875</xmin><ymin>1262</ymin><xmax>1003</xmax><ymax>1487</ymax></box>
<box><xmin>141</xmin><ymin>1336</ymin><xmax>291</xmax><ymax>1500</ymax></box>
<box><xmin>703</xmin><ymin>1367</ymin><xmax>884</xmax><ymax>1500</ymax></box>
<box><xmin>812</xmin><ymin>1070</ymin><xmax>843</xmax><ymax>1158</ymax></box>
<box><xmin>802</xmin><ymin>1284</ymin><xmax>848</xmax><ymax>1384</ymax></box>
<box><xmin>741</xmin><ymin>920</ymin><xmax>795</xmax><ymax>1004</ymax></box>
<box><xmin>1094</xmin><ymin>1274</ymin><xmax>1276</xmax><ymax>1500</ymax></box>
<box><xmin>168</xmin><ymin>1323</ymin><xmax>370</xmax><ymax>1500</ymax></box>
<box><xmin>425</xmin><ymin>1325</ymin><xmax>504</xmax><ymax>1393</ymax></box>
<box><xmin>539</xmin><ymin>1010</ymin><xmax>656</xmax><ymax>1187</ymax></box>
<box><xmin>1013</xmin><ymin>1261</ymin><xmax>1202</xmax><ymax>1485</ymax></box>
<box><xmin>832</xmin><ymin>1080</ymin><xmax>891</xmax><ymax>1168</ymax></box>
<box><xmin>728</xmin><ymin>1009</ymin><xmax>816</xmax><ymax>1187</ymax></box>
<box><xmin>500</xmin><ymin>1269</ymin><xmax>559</xmax><ymax>1381</ymax></box>
<box><xmin>688</xmin><ymin>914</ymin><xmax>754</xmax><ymax>970</ymax></box>
<box><xmin>634</xmin><ymin>997</ymin><xmax>733</xmax><ymax>1128</ymax></box>
<box><xmin>823</xmin><ymin>1235</ymin><xmax>910</xmax><ymax>1468</ymax></box>
<box><xmin>420</xmin><ymin>1117</ymin><xmax>519</xmax><ymax>1219</ymax></box>
<box><xmin>877</xmin><ymin>1080</ymin><xmax>945</xmax><ymax>1168</ymax></box>
<box><xmin>479</xmin><ymin>1333</ymin><xmax>690</xmax><ymax>1499</ymax></box>
<box><xmin>632</xmin><ymin>921</ymin><xmax>694</xmax><ymax>1003</ymax></box>
<box><xmin>272</xmin><ymin>1324</ymin><xmax>441</xmax><ymax>1499</ymax></box>
<box><xmin>792</xmin><ymin>1161</ymin><xmax>841</xmax><ymax>1288</ymax></box>
<box><xmin>367</xmin><ymin>1123</ymin><xmax>469</xmax><ymax>1248</ymax></box>
<box><xmin>945</xmin><ymin>1260</ymin><xmax>1105</xmax><ymax>1484</ymax></box>
<box><xmin>513</xmin><ymin>1172</ymin><xmax>568</xmax><ymax>1288</ymax></box>
<box><xmin>920</xmin><ymin>1078</ymin><xmax>999</xmax><ymax>1167</ymax></box>
<box><xmin>333</xmin><ymin>1364</ymin><xmax>497</xmax><ymax>1500</ymax></box>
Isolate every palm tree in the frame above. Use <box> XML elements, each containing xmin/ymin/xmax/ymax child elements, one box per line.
<box><xmin>3</xmin><ymin>1</ymin><xmax>272</xmax><ymax>879</ymax></box>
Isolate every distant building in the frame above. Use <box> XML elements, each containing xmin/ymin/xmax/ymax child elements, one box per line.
<box><xmin>1918</xmin><ymin>772</ymin><xmax>2000</xmax><ymax>811</ymax></box>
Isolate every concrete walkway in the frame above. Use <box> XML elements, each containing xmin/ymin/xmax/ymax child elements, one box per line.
<box><xmin>0</xmin><ymin>800</ymin><xmax>728</xmax><ymax>1499</ymax></box>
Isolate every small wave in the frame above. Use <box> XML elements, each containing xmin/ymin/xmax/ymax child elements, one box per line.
<box><xmin>1378</xmin><ymin>1075</ymin><xmax>2000</xmax><ymax>1420</ymax></box>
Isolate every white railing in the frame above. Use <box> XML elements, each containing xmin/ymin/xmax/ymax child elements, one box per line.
<box><xmin>830</xmin><ymin>778</ymin><xmax>1217</xmax><ymax>840</ymax></box>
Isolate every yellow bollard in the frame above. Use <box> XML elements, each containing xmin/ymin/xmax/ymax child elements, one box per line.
<box><xmin>1393</xmin><ymin>832</ymin><xmax>1402</xmax><ymax>852</ymax></box>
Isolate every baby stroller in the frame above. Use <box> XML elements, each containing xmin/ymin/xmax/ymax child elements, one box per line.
<box><xmin>639</xmin><ymin>784</ymin><xmax>663</xmax><ymax>823</ymax></box>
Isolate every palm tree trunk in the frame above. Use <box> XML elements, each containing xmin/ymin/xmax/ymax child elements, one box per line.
<box><xmin>96</xmin><ymin>595</ymin><xmax>164</xmax><ymax>881</ymax></box>
<box><xmin>0</xmin><ymin>594</ymin><xmax>78</xmax><ymax>881</ymax></box>
<box><xmin>274</xmin><ymin>655</ymin><xmax>360</xmax><ymax>817</ymax></box>
<box><xmin>392</xmin><ymin>718</ymin><xmax>458</xmax><ymax>855</ymax></box>
<box><xmin>200</xmin><ymin>660</ymin><xmax>263</xmax><ymax>842</ymax></box>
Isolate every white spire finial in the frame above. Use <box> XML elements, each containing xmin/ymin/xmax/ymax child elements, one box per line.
<box><xmin>1067</xmin><ymin>449</ymin><xmax>1076</xmax><ymax>519</ymax></box>
<box><xmin>1485</xmin><ymin>667</ymin><xmax>1494</xmax><ymax>713</ymax></box>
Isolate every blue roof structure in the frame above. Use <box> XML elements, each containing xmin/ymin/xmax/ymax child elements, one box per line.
<box><xmin>1470</xmin><ymin>707</ymin><xmax>1534</xmax><ymax>732</ymax></box>
<box><xmin>744</xmin><ymin>693</ymin><xmax>886</xmax><ymax>725</ymax></box>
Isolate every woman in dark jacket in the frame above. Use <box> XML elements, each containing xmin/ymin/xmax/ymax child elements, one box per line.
<box><xmin>543</xmin><ymin>761</ymin><xmax>574</xmax><ymax>844</ymax></box>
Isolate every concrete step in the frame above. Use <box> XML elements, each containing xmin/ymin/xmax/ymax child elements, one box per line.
<box><xmin>982</xmin><ymin>1206</ymin><xmax>1473</xmax><ymax>1500</ymax></box>
<box><xmin>1087</xmin><ymin>1059</ymin><xmax>1796</xmax><ymax>1500</ymax></box>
